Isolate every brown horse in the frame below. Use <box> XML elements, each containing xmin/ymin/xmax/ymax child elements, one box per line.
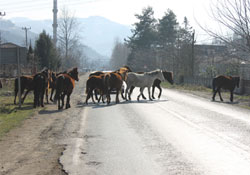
<box><xmin>115</xmin><ymin>66</ymin><xmax>131</xmax><ymax>99</ymax></box>
<box><xmin>14</xmin><ymin>75</ymin><xmax>34</xmax><ymax>104</ymax></box>
<box><xmin>33</xmin><ymin>68</ymin><xmax>49</xmax><ymax>108</ymax></box>
<box><xmin>88</xmin><ymin>71</ymin><xmax>106</xmax><ymax>101</ymax></box>
<box><xmin>212</xmin><ymin>75</ymin><xmax>240</xmax><ymax>102</ymax></box>
<box><xmin>129</xmin><ymin>70</ymin><xmax>174</xmax><ymax>100</ymax></box>
<box><xmin>54</xmin><ymin>67</ymin><xmax>79</xmax><ymax>110</ymax></box>
<box><xmin>104</xmin><ymin>72</ymin><xmax>124</xmax><ymax>104</ymax></box>
<box><xmin>85</xmin><ymin>74</ymin><xmax>107</xmax><ymax>105</ymax></box>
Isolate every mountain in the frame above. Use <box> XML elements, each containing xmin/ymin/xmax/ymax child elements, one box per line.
<box><xmin>8</xmin><ymin>16</ymin><xmax>132</xmax><ymax>57</ymax></box>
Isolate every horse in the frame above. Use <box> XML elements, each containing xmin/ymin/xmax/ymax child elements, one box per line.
<box><xmin>125</xmin><ymin>69</ymin><xmax>165</xmax><ymax>101</ymax></box>
<box><xmin>85</xmin><ymin>74</ymin><xmax>107</xmax><ymax>105</ymax></box>
<box><xmin>48</xmin><ymin>71</ymin><xmax>67</xmax><ymax>102</ymax></box>
<box><xmin>88</xmin><ymin>71</ymin><xmax>106</xmax><ymax>101</ymax></box>
<box><xmin>0</xmin><ymin>79</ymin><xmax>2</xmax><ymax>88</ymax></box>
<box><xmin>104</xmin><ymin>71</ymin><xmax>125</xmax><ymax>104</ymax></box>
<box><xmin>14</xmin><ymin>75</ymin><xmax>34</xmax><ymax>105</ymax></box>
<box><xmin>129</xmin><ymin>71</ymin><xmax>174</xmax><ymax>99</ymax></box>
<box><xmin>54</xmin><ymin>67</ymin><xmax>79</xmax><ymax>110</ymax></box>
<box><xmin>33</xmin><ymin>68</ymin><xmax>49</xmax><ymax>108</ymax></box>
<box><xmin>212</xmin><ymin>75</ymin><xmax>240</xmax><ymax>102</ymax></box>
<box><xmin>115</xmin><ymin>66</ymin><xmax>131</xmax><ymax>99</ymax></box>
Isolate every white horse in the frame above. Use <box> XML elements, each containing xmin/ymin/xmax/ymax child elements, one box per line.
<box><xmin>125</xmin><ymin>69</ymin><xmax>165</xmax><ymax>101</ymax></box>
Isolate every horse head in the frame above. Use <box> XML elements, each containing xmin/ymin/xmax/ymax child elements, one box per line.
<box><xmin>163</xmin><ymin>71</ymin><xmax>174</xmax><ymax>85</ymax></box>
<box><xmin>69</xmin><ymin>67</ymin><xmax>79</xmax><ymax>81</ymax></box>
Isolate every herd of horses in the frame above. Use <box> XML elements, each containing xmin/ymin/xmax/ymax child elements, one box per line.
<box><xmin>85</xmin><ymin>66</ymin><xmax>240</xmax><ymax>105</ymax></box>
<box><xmin>13</xmin><ymin>67</ymin><xmax>79</xmax><ymax>110</ymax></box>
<box><xmin>11</xmin><ymin>65</ymin><xmax>240</xmax><ymax>110</ymax></box>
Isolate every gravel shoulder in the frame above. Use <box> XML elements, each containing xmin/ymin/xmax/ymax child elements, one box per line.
<box><xmin>0</xmin><ymin>73</ymin><xmax>87</xmax><ymax>175</ymax></box>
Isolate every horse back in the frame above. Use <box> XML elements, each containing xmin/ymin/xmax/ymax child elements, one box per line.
<box><xmin>213</xmin><ymin>75</ymin><xmax>238</xmax><ymax>90</ymax></box>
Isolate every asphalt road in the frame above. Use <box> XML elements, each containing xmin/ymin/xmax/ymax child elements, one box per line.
<box><xmin>60</xmin><ymin>87</ymin><xmax>250</xmax><ymax>175</ymax></box>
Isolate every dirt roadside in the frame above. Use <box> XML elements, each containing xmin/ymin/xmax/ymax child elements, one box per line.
<box><xmin>0</xmin><ymin>74</ymin><xmax>87</xmax><ymax>175</ymax></box>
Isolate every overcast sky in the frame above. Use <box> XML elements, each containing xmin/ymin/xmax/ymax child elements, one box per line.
<box><xmin>0</xmin><ymin>0</ymin><xmax>216</xmax><ymax>42</ymax></box>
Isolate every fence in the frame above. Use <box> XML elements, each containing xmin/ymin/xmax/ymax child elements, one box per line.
<box><xmin>183</xmin><ymin>77</ymin><xmax>212</xmax><ymax>88</ymax></box>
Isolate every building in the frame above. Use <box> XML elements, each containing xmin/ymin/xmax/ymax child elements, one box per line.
<box><xmin>0</xmin><ymin>42</ymin><xmax>27</xmax><ymax>77</ymax></box>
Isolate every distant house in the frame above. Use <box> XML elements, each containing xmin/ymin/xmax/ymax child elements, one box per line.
<box><xmin>194</xmin><ymin>44</ymin><xmax>239</xmax><ymax>77</ymax></box>
<box><xmin>0</xmin><ymin>42</ymin><xmax>27</xmax><ymax>77</ymax></box>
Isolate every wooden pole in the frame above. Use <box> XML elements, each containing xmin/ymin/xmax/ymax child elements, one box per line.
<box><xmin>17</xmin><ymin>46</ymin><xmax>21</xmax><ymax>108</ymax></box>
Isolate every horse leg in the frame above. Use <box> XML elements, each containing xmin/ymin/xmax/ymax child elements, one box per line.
<box><xmin>58</xmin><ymin>94</ymin><xmax>61</xmax><ymax>110</ymax></box>
<box><xmin>152</xmin><ymin>85</ymin><xmax>156</xmax><ymax>99</ymax></box>
<box><xmin>91</xmin><ymin>89</ymin><xmax>96</xmax><ymax>104</ymax></box>
<box><xmin>40</xmin><ymin>88</ymin><xmax>45</xmax><ymax>107</ymax></box>
<box><xmin>157</xmin><ymin>85</ymin><xmax>162</xmax><ymax>99</ymax></box>
<box><xmin>141</xmin><ymin>87</ymin><xmax>147</xmax><ymax>100</ymax></box>
<box><xmin>14</xmin><ymin>90</ymin><xmax>17</xmax><ymax>105</ymax></box>
<box><xmin>45</xmin><ymin>88</ymin><xmax>49</xmax><ymax>104</ymax></box>
<box><xmin>212</xmin><ymin>88</ymin><xmax>218</xmax><ymax>101</ymax></box>
<box><xmin>60</xmin><ymin>94</ymin><xmax>65</xmax><ymax>109</ymax></box>
<box><xmin>22</xmin><ymin>89</ymin><xmax>30</xmax><ymax>104</ymax></box>
<box><xmin>148</xmin><ymin>87</ymin><xmax>153</xmax><ymax>101</ymax></box>
<box><xmin>116</xmin><ymin>89</ymin><xmax>120</xmax><ymax>104</ymax></box>
<box><xmin>66</xmin><ymin>94</ymin><xmax>71</xmax><ymax>109</ymax></box>
<box><xmin>50</xmin><ymin>88</ymin><xmax>54</xmax><ymax>102</ymax></box>
<box><xmin>218</xmin><ymin>89</ymin><xmax>223</xmax><ymax>101</ymax></box>
<box><xmin>230</xmin><ymin>90</ymin><xmax>234</xmax><ymax>102</ymax></box>
<box><xmin>94</xmin><ymin>89</ymin><xmax>99</xmax><ymax>101</ymax></box>
<box><xmin>137</xmin><ymin>87</ymin><xmax>144</xmax><ymax>101</ymax></box>
<box><xmin>85</xmin><ymin>92</ymin><xmax>91</xmax><ymax>105</ymax></box>
<box><xmin>125</xmin><ymin>87</ymin><xmax>129</xmax><ymax>101</ymax></box>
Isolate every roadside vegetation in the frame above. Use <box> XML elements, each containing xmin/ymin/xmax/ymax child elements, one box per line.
<box><xmin>0</xmin><ymin>79</ymin><xmax>35</xmax><ymax>139</ymax></box>
<box><xmin>162</xmin><ymin>82</ymin><xmax>250</xmax><ymax>109</ymax></box>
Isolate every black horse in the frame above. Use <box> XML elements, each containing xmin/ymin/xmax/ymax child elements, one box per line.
<box><xmin>33</xmin><ymin>68</ymin><xmax>49</xmax><ymax>108</ymax></box>
<box><xmin>212</xmin><ymin>75</ymin><xmax>240</xmax><ymax>102</ymax></box>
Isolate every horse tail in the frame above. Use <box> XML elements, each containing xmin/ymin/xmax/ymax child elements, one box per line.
<box><xmin>85</xmin><ymin>78</ymin><xmax>90</xmax><ymax>94</ymax></box>
<box><xmin>14</xmin><ymin>78</ymin><xmax>18</xmax><ymax>94</ymax></box>
<box><xmin>212</xmin><ymin>77</ymin><xmax>216</xmax><ymax>93</ymax></box>
<box><xmin>104</xmin><ymin>74</ymin><xmax>110</xmax><ymax>89</ymax></box>
<box><xmin>54</xmin><ymin>76</ymin><xmax>64</xmax><ymax>102</ymax></box>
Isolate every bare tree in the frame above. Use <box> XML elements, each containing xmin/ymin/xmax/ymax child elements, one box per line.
<box><xmin>199</xmin><ymin>0</ymin><xmax>250</xmax><ymax>60</ymax></box>
<box><xmin>58</xmin><ymin>7</ymin><xmax>82</xmax><ymax>69</ymax></box>
<box><xmin>110</xmin><ymin>38</ymin><xmax>130</xmax><ymax>69</ymax></box>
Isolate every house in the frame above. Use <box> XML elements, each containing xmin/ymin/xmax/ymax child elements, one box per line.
<box><xmin>0</xmin><ymin>42</ymin><xmax>27</xmax><ymax>77</ymax></box>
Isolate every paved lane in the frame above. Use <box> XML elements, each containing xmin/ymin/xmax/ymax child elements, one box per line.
<box><xmin>60</xmin><ymin>88</ymin><xmax>250</xmax><ymax>175</ymax></box>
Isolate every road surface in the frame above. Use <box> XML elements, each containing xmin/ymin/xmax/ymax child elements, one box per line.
<box><xmin>60</xmin><ymin>85</ymin><xmax>250</xmax><ymax>175</ymax></box>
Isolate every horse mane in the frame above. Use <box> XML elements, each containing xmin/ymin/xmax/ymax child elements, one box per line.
<box><xmin>145</xmin><ymin>69</ymin><xmax>161</xmax><ymax>76</ymax></box>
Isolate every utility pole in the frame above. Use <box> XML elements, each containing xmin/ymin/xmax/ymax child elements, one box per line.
<box><xmin>52</xmin><ymin>0</ymin><xmax>58</xmax><ymax>46</ymax></box>
<box><xmin>22</xmin><ymin>27</ymin><xmax>31</xmax><ymax>48</ymax></box>
<box><xmin>191</xmin><ymin>30</ymin><xmax>195</xmax><ymax>77</ymax></box>
<box><xmin>0</xmin><ymin>12</ymin><xmax>6</xmax><ymax>77</ymax></box>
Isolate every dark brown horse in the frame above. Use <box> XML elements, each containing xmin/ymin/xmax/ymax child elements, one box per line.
<box><xmin>129</xmin><ymin>70</ymin><xmax>174</xmax><ymax>100</ymax></box>
<box><xmin>85</xmin><ymin>74</ymin><xmax>107</xmax><ymax>105</ymax></box>
<box><xmin>33</xmin><ymin>68</ymin><xmax>49</xmax><ymax>108</ymax></box>
<box><xmin>212</xmin><ymin>75</ymin><xmax>240</xmax><ymax>102</ymax></box>
<box><xmin>14</xmin><ymin>75</ymin><xmax>34</xmax><ymax>104</ymax></box>
<box><xmin>104</xmin><ymin>72</ymin><xmax>124</xmax><ymax>104</ymax></box>
<box><xmin>88</xmin><ymin>71</ymin><xmax>106</xmax><ymax>101</ymax></box>
<box><xmin>54</xmin><ymin>67</ymin><xmax>79</xmax><ymax>110</ymax></box>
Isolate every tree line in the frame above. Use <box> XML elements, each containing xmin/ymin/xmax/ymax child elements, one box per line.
<box><xmin>110</xmin><ymin>6</ymin><xmax>195</xmax><ymax>80</ymax></box>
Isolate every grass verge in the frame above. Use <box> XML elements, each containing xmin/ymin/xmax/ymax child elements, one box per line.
<box><xmin>162</xmin><ymin>82</ymin><xmax>250</xmax><ymax>109</ymax></box>
<box><xmin>0</xmin><ymin>79</ymin><xmax>35</xmax><ymax>139</ymax></box>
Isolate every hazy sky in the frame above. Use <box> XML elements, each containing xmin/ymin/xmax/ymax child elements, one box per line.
<box><xmin>0</xmin><ymin>0</ymin><xmax>215</xmax><ymax>42</ymax></box>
